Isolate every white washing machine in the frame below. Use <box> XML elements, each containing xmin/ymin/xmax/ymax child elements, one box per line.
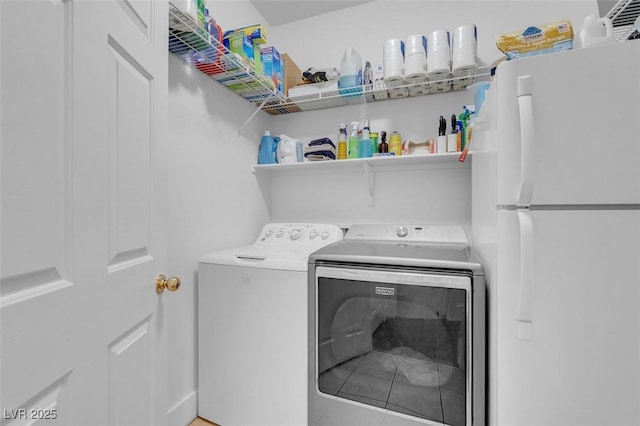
<box><xmin>198</xmin><ymin>223</ymin><xmax>343</xmax><ymax>426</ymax></box>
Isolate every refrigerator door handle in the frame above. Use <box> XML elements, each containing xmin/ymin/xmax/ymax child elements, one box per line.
<box><xmin>516</xmin><ymin>210</ymin><xmax>535</xmax><ymax>341</ymax></box>
<box><xmin>517</xmin><ymin>75</ymin><xmax>534</xmax><ymax>206</ymax></box>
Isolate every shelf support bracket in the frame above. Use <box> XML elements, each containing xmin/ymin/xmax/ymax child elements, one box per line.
<box><xmin>364</xmin><ymin>161</ymin><xmax>375</xmax><ymax>206</ymax></box>
<box><xmin>239</xmin><ymin>94</ymin><xmax>274</xmax><ymax>134</ymax></box>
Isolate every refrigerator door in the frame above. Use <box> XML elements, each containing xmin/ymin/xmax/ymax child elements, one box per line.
<box><xmin>492</xmin><ymin>209</ymin><xmax>640</xmax><ymax>425</ymax></box>
<box><xmin>487</xmin><ymin>41</ymin><xmax>640</xmax><ymax>207</ymax></box>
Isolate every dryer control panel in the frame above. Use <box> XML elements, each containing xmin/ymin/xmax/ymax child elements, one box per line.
<box><xmin>345</xmin><ymin>224</ymin><xmax>469</xmax><ymax>244</ymax></box>
<box><xmin>255</xmin><ymin>223</ymin><xmax>343</xmax><ymax>253</ymax></box>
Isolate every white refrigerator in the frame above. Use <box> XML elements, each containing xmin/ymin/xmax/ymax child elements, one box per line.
<box><xmin>471</xmin><ymin>40</ymin><xmax>640</xmax><ymax>426</ymax></box>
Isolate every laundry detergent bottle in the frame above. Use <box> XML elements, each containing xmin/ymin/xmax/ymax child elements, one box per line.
<box><xmin>258</xmin><ymin>130</ymin><xmax>279</xmax><ymax>164</ymax></box>
<box><xmin>339</xmin><ymin>47</ymin><xmax>363</xmax><ymax>97</ymax></box>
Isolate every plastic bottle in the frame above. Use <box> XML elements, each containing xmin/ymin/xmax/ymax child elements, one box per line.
<box><xmin>364</xmin><ymin>61</ymin><xmax>373</xmax><ymax>90</ymax></box>
<box><xmin>348</xmin><ymin>121</ymin><xmax>360</xmax><ymax>159</ymax></box>
<box><xmin>389</xmin><ymin>130</ymin><xmax>402</xmax><ymax>156</ymax></box>
<box><xmin>258</xmin><ymin>130</ymin><xmax>278</xmax><ymax>164</ymax></box>
<box><xmin>370</xmin><ymin>132</ymin><xmax>379</xmax><ymax>154</ymax></box>
<box><xmin>359</xmin><ymin>125</ymin><xmax>372</xmax><ymax>158</ymax></box>
<box><xmin>379</xmin><ymin>131</ymin><xmax>389</xmax><ymax>153</ymax></box>
<box><xmin>339</xmin><ymin>47</ymin><xmax>363</xmax><ymax>97</ymax></box>
<box><xmin>337</xmin><ymin>124</ymin><xmax>348</xmax><ymax>160</ymax></box>
<box><xmin>198</xmin><ymin>8</ymin><xmax>222</xmax><ymax>63</ymax></box>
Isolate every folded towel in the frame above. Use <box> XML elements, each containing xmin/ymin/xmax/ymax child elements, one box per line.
<box><xmin>304</xmin><ymin>145</ymin><xmax>336</xmax><ymax>160</ymax></box>
<box><xmin>308</xmin><ymin>137</ymin><xmax>335</xmax><ymax>148</ymax></box>
<box><xmin>305</xmin><ymin>154</ymin><xmax>335</xmax><ymax>161</ymax></box>
<box><xmin>304</xmin><ymin>144</ymin><xmax>336</xmax><ymax>154</ymax></box>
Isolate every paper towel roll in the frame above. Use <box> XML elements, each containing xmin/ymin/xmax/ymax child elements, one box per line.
<box><xmin>404</xmin><ymin>34</ymin><xmax>427</xmax><ymax>81</ymax></box>
<box><xmin>383</xmin><ymin>38</ymin><xmax>405</xmax><ymax>85</ymax></box>
<box><xmin>452</xmin><ymin>24</ymin><xmax>477</xmax><ymax>71</ymax></box>
<box><xmin>427</xmin><ymin>29</ymin><xmax>451</xmax><ymax>75</ymax></box>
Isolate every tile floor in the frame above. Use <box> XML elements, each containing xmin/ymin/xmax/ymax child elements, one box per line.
<box><xmin>318</xmin><ymin>349</ymin><xmax>466</xmax><ymax>426</ymax></box>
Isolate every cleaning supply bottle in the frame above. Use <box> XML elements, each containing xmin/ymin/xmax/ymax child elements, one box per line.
<box><xmin>348</xmin><ymin>121</ymin><xmax>360</xmax><ymax>159</ymax></box>
<box><xmin>389</xmin><ymin>130</ymin><xmax>402</xmax><ymax>156</ymax></box>
<box><xmin>339</xmin><ymin>47</ymin><xmax>363</xmax><ymax>97</ymax></box>
<box><xmin>203</xmin><ymin>8</ymin><xmax>222</xmax><ymax>63</ymax></box>
<box><xmin>359</xmin><ymin>124</ymin><xmax>372</xmax><ymax>158</ymax></box>
<box><xmin>258</xmin><ymin>130</ymin><xmax>278</xmax><ymax>164</ymax></box>
<box><xmin>379</xmin><ymin>131</ymin><xmax>389</xmax><ymax>153</ymax></box>
<box><xmin>337</xmin><ymin>123</ymin><xmax>348</xmax><ymax>160</ymax></box>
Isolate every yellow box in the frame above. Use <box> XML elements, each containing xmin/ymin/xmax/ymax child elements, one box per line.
<box><xmin>225</xmin><ymin>24</ymin><xmax>268</xmax><ymax>45</ymax></box>
<box><xmin>496</xmin><ymin>19</ymin><xmax>573</xmax><ymax>59</ymax></box>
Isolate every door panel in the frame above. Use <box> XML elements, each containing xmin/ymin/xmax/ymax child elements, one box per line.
<box><xmin>1</xmin><ymin>1</ymin><xmax>168</xmax><ymax>424</ymax></box>
<box><xmin>107</xmin><ymin>36</ymin><xmax>152</xmax><ymax>269</ymax></box>
<box><xmin>495</xmin><ymin>210</ymin><xmax>640</xmax><ymax>425</ymax></box>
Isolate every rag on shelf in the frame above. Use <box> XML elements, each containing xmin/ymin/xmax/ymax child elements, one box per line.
<box><xmin>304</xmin><ymin>137</ymin><xmax>336</xmax><ymax>161</ymax></box>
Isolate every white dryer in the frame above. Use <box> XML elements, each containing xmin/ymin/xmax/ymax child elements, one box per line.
<box><xmin>198</xmin><ymin>223</ymin><xmax>343</xmax><ymax>426</ymax></box>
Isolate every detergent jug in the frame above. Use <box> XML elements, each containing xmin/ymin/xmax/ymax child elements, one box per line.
<box><xmin>258</xmin><ymin>131</ymin><xmax>279</xmax><ymax>165</ymax></box>
<box><xmin>276</xmin><ymin>134</ymin><xmax>302</xmax><ymax>163</ymax></box>
<box><xmin>339</xmin><ymin>47</ymin><xmax>362</xmax><ymax>97</ymax></box>
<box><xmin>579</xmin><ymin>14</ymin><xmax>615</xmax><ymax>48</ymax></box>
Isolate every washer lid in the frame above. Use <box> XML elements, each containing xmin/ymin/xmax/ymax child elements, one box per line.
<box><xmin>199</xmin><ymin>246</ymin><xmax>310</xmax><ymax>271</ymax></box>
<box><xmin>309</xmin><ymin>239</ymin><xmax>484</xmax><ymax>275</ymax></box>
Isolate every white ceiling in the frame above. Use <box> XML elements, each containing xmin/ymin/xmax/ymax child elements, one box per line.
<box><xmin>249</xmin><ymin>0</ymin><xmax>374</xmax><ymax>26</ymax></box>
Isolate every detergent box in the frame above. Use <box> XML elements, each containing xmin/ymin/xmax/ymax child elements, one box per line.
<box><xmin>261</xmin><ymin>46</ymin><xmax>283</xmax><ymax>93</ymax></box>
<box><xmin>223</xmin><ymin>31</ymin><xmax>257</xmax><ymax>72</ymax></box>
<box><xmin>224</xmin><ymin>24</ymin><xmax>268</xmax><ymax>45</ymax></box>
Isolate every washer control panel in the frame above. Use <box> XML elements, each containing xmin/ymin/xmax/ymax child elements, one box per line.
<box><xmin>255</xmin><ymin>223</ymin><xmax>343</xmax><ymax>251</ymax></box>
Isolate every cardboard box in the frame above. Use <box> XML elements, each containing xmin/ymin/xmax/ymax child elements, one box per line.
<box><xmin>224</xmin><ymin>24</ymin><xmax>268</xmax><ymax>45</ymax></box>
<box><xmin>261</xmin><ymin>46</ymin><xmax>283</xmax><ymax>94</ymax></box>
<box><xmin>282</xmin><ymin>53</ymin><xmax>303</xmax><ymax>98</ymax></box>
<box><xmin>223</xmin><ymin>31</ymin><xmax>255</xmax><ymax>71</ymax></box>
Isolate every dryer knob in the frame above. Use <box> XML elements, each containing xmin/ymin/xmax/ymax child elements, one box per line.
<box><xmin>276</xmin><ymin>230</ymin><xmax>284</xmax><ymax>238</ymax></box>
<box><xmin>396</xmin><ymin>226</ymin><xmax>409</xmax><ymax>238</ymax></box>
<box><xmin>321</xmin><ymin>231</ymin><xmax>330</xmax><ymax>240</ymax></box>
<box><xmin>265</xmin><ymin>230</ymin><xmax>273</xmax><ymax>238</ymax></box>
<box><xmin>309</xmin><ymin>231</ymin><xmax>318</xmax><ymax>239</ymax></box>
<box><xmin>291</xmin><ymin>229</ymin><xmax>302</xmax><ymax>240</ymax></box>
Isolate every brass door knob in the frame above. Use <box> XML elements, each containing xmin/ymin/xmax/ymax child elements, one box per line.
<box><xmin>156</xmin><ymin>274</ymin><xmax>181</xmax><ymax>294</ymax></box>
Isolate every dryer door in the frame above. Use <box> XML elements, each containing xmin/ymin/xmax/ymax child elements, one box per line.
<box><xmin>312</xmin><ymin>265</ymin><xmax>473</xmax><ymax>426</ymax></box>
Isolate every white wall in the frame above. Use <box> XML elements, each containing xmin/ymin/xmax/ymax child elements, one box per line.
<box><xmin>166</xmin><ymin>1</ymin><xmax>598</xmax><ymax>424</ymax></box>
<box><xmin>166</xmin><ymin>54</ymin><xmax>271</xmax><ymax>425</ymax></box>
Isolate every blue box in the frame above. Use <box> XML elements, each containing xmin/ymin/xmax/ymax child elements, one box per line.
<box><xmin>260</xmin><ymin>46</ymin><xmax>283</xmax><ymax>93</ymax></box>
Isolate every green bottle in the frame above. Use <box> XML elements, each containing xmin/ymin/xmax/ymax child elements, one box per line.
<box><xmin>348</xmin><ymin>121</ymin><xmax>359</xmax><ymax>159</ymax></box>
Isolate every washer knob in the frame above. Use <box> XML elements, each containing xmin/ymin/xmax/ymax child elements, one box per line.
<box><xmin>291</xmin><ymin>229</ymin><xmax>302</xmax><ymax>240</ymax></box>
<box><xmin>396</xmin><ymin>226</ymin><xmax>409</xmax><ymax>238</ymax></box>
<box><xmin>309</xmin><ymin>231</ymin><xmax>318</xmax><ymax>239</ymax></box>
<box><xmin>265</xmin><ymin>230</ymin><xmax>273</xmax><ymax>238</ymax></box>
<box><xmin>321</xmin><ymin>231</ymin><xmax>330</xmax><ymax>240</ymax></box>
<box><xmin>276</xmin><ymin>230</ymin><xmax>284</xmax><ymax>238</ymax></box>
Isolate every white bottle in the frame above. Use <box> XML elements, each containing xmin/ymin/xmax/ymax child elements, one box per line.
<box><xmin>339</xmin><ymin>47</ymin><xmax>363</xmax><ymax>97</ymax></box>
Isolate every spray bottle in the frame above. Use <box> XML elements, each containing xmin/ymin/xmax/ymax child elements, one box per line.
<box><xmin>458</xmin><ymin>106</ymin><xmax>471</xmax><ymax>151</ymax></box>
<box><xmin>348</xmin><ymin>121</ymin><xmax>360</xmax><ymax>159</ymax></box>
<box><xmin>359</xmin><ymin>122</ymin><xmax>372</xmax><ymax>158</ymax></box>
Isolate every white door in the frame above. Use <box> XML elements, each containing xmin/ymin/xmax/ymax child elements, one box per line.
<box><xmin>1</xmin><ymin>1</ymin><xmax>170</xmax><ymax>425</ymax></box>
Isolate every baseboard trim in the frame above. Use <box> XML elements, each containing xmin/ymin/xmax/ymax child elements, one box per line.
<box><xmin>168</xmin><ymin>390</ymin><xmax>198</xmax><ymax>426</ymax></box>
